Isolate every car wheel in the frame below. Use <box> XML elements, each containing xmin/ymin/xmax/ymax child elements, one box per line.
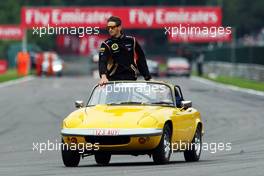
<box><xmin>184</xmin><ymin>126</ymin><xmax>202</xmax><ymax>162</ymax></box>
<box><xmin>94</xmin><ymin>152</ymin><xmax>111</xmax><ymax>165</ymax></box>
<box><xmin>57</xmin><ymin>72</ymin><xmax>63</xmax><ymax>77</ymax></box>
<box><xmin>152</xmin><ymin>124</ymin><xmax>172</xmax><ymax>164</ymax></box>
<box><xmin>61</xmin><ymin>139</ymin><xmax>80</xmax><ymax>167</ymax></box>
<box><xmin>185</xmin><ymin>74</ymin><xmax>191</xmax><ymax>78</ymax></box>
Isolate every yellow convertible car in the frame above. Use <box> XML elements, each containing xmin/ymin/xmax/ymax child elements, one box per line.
<box><xmin>61</xmin><ymin>81</ymin><xmax>204</xmax><ymax>167</ymax></box>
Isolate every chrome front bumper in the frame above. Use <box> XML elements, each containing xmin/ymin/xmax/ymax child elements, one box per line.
<box><xmin>61</xmin><ymin>128</ymin><xmax>163</xmax><ymax>137</ymax></box>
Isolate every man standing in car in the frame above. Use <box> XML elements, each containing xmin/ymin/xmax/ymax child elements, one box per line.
<box><xmin>98</xmin><ymin>16</ymin><xmax>151</xmax><ymax>85</ymax></box>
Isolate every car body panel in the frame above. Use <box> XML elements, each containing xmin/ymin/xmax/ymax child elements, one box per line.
<box><xmin>147</xmin><ymin>59</ymin><xmax>159</xmax><ymax>76</ymax></box>
<box><xmin>167</xmin><ymin>57</ymin><xmax>191</xmax><ymax>76</ymax></box>
<box><xmin>42</xmin><ymin>52</ymin><xmax>64</xmax><ymax>75</ymax></box>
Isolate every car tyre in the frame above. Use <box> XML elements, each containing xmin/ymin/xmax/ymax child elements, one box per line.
<box><xmin>57</xmin><ymin>72</ymin><xmax>63</xmax><ymax>77</ymax></box>
<box><xmin>61</xmin><ymin>139</ymin><xmax>80</xmax><ymax>167</ymax></box>
<box><xmin>152</xmin><ymin>124</ymin><xmax>172</xmax><ymax>164</ymax></box>
<box><xmin>184</xmin><ymin>125</ymin><xmax>202</xmax><ymax>162</ymax></box>
<box><xmin>94</xmin><ymin>152</ymin><xmax>111</xmax><ymax>165</ymax></box>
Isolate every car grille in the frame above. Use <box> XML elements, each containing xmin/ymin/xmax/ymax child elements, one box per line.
<box><xmin>85</xmin><ymin>136</ymin><xmax>130</xmax><ymax>145</ymax></box>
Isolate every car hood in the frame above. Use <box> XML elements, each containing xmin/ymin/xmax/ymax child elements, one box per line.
<box><xmin>63</xmin><ymin>105</ymin><xmax>166</xmax><ymax>129</ymax></box>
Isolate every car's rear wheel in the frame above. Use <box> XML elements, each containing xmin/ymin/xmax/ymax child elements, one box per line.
<box><xmin>94</xmin><ymin>152</ymin><xmax>111</xmax><ymax>165</ymax></box>
<box><xmin>61</xmin><ymin>139</ymin><xmax>80</xmax><ymax>167</ymax></box>
<box><xmin>184</xmin><ymin>125</ymin><xmax>202</xmax><ymax>162</ymax></box>
<box><xmin>56</xmin><ymin>72</ymin><xmax>63</xmax><ymax>77</ymax></box>
<box><xmin>152</xmin><ymin>124</ymin><xmax>172</xmax><ymax>164</ymax></box>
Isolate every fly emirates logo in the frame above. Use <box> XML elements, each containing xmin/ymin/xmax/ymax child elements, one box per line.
<box><xmin>129</xmin><ymin>9</ymin><xmax>219</xmax><ymax>27</ymax></box>
<box><xmin>25</xmin><ymin>9</ymin><xmax>111</xmax><ymax>26</ymax></box>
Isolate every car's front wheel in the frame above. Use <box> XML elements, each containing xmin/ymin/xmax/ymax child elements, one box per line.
<box><xmin>184</xmin><ymin>125</ymin><xmax>202</xmax><ymax>162</ymax></box>
<box><xmin>94</xmin><ymin>152</ymin><xmax>111</xmax><ymax>165</ymax></box>
<box><xmin>56</xmin><ymin>72</ymin><xmax>63</xmax><ymax>77</ymax></box>
<box><xmin>61</xmin><ymin>139</ymin><xmax>80</xmax><ymax>167</ymax></box>
<box><xmin>152</xmin><ymin>124</ymin><xmax>172</xmax><ymax>164</ymax></box>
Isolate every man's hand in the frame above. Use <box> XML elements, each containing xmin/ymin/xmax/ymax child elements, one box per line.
<box><xmin>99</xmin><ymin>74</ymin><xmax>109</xmax><ymax>86</ymax></box>
<box><xmin>144</xmin><ymin>76</ymin><xmax>152</xmax><ymax>81</ymax></box>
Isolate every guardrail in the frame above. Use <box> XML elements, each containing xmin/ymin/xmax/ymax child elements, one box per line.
<box><xmin>202</xmin><ymin>61</ymin><xmax>264</xmax><ymax>81</ymax></box>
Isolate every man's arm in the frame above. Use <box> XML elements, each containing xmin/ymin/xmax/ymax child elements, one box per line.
<box><xmin>99</xmin><ymin>43</ymin><xmax>111</xmax><ymax>85</ymax></box>
<box><xmin>99</xmin><ymin>43</ymin><xmax>111</xmax><ymax>76</ymax></box>
<box><xmin>134</xmin><ymin>40</ymin><xmax>152</xmax><ymax>80</ymax></box>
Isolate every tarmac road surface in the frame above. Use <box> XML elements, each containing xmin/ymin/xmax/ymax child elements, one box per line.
<box><xmin>0</xmin><ymin>76</ymin><xmax>263</xmax><ymax>176</ymax></box>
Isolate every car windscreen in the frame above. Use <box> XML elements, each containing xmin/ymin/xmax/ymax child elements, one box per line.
<box><xmin>88</xmin><ymin>82</ymin><xmax>174</xmax><ymax>106</ymax></box>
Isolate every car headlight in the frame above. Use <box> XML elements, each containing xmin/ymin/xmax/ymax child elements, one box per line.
<box><xmin>62</xmin><ymin>120</ymin><xmax>68</xmax><ymax>128</ymax></box>
<box><xmin>53</xmin><ymin>64</ymin><xmax>62</xmax><ymax>72</ymax></box>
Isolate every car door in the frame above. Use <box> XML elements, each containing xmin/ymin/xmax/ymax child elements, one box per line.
<box><xmin>171</xmin><ymin>86</ymin><xmax>195</xmax><ymax>143</ymax></box>
<box><xmin>172</xmin><ymin>108</ymin><xmax>196</xmax><ymax>142</ymax></box>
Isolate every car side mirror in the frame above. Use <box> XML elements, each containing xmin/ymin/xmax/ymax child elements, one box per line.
<box><xmin>181</xmin><ymin>100</ymin><xmax>192</xmax><ymax>109</ymax></box>
<box><xmin>75</xmin><ymin>100</ymin><xmax>84</xmax><ymax>108</ymax></box>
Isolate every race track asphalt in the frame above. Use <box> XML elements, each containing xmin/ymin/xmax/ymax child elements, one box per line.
<box><xmin>0</xmin><ymin>76</ymin><xmax>263</xmax><ymax>176</ymax></box>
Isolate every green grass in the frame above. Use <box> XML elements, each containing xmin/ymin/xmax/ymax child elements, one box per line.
<box><xmin>0</xmin><ymin>69</ymin><xmax>24</xmax><ymax>83</ymax></box>
<box><xmin>207</xmin><ymin>75</ymin><xmax>264</xmax><ymax>91</ymax></box>
<box><xmin>193</xmin><ymin>72</ymin><xmax>264</xmax><ymax>92</ymax></box>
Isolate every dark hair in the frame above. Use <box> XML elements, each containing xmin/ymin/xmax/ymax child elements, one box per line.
<box><xmin>107</xmin><ymin>16</ymin><xmax>122</xmax><ymax>26</ymax></box>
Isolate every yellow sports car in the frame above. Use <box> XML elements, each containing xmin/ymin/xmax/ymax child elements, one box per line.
<box><xmin>61</xmin><ymin>81</ymin><xmax>204</xmax><ymax>167</ymax></box>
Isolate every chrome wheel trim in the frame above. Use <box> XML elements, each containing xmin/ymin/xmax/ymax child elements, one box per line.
<box><xmin>163</xmin><ymin>132</ymin><xmax>171</xmax><ymax>159</ymax></box>
<box><xmin>194</xmin><ymin>131</ymin><xmax>201</xmax><ymax>156</ymax></box>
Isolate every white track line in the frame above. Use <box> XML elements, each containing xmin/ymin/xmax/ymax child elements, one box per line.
<box><xmin>191</xmin><ymin>76</ymin><xmax>264</xmax><ymax>97</ymax></box>
<box><xmin>0</xmin><ymin>75</ymin><xmax>35</xmax><ymax>88</ymax></box>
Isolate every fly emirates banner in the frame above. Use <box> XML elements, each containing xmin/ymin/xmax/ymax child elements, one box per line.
<box><xmin>21</xmin><ymin>7</ymin><xmax>222</xmax><ymax>28</ymax></box>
